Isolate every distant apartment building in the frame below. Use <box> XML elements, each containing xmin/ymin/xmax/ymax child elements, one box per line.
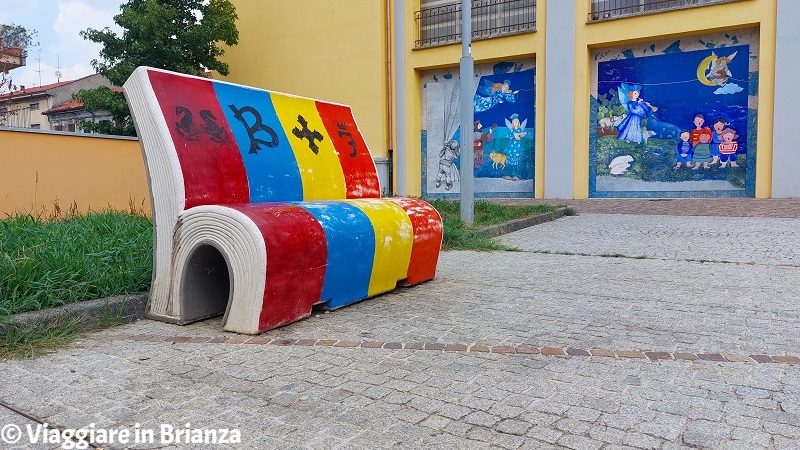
<box><xmin>0</xmin><ymin>73</ymin><xmax>113</xmax><ymax>133</ymax></box>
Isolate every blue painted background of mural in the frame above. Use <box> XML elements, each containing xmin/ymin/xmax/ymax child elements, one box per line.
<box><xmin>470</xmin><ymin>68</ymin><xmax>536</xmax><ymax>182</ymax></box>
<box><xmin>591</xmin><ymin>41</ymin><xmax>757</xmax><ymax>198</ymax></box>
<box><xmin>421</xmin><ymin>60</ymin><xmax>536</xmax><ymax>198</ymax></box>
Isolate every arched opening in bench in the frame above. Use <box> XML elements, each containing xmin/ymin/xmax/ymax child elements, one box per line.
<box><xmin>180</xmin><ymin>244</ymin><xmax>231</xmax><ymax>323</ymax></box>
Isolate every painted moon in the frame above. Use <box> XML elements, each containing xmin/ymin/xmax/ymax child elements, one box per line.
<box><xmin>696</xmin><ymin>55</ymin><xmax>717</xmax><ymax>86</ymax></box>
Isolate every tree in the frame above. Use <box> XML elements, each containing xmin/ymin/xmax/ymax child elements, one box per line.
<box><xmin>0</xmin><ymin>24</ymin><xmax>37</xmax><ymax>126</ymax></box>
<box><xmin>75</xmin><ymin>86</ymin><xmax>137</xmax><ymax>136</ymax></box>
<box><xmin>0</xmin><ymin>23</ymin><xmax>37</xmax><ymax>50</ymax></box>
<box><xmin>75</xmin><ymin>0</ymin><xmax>239</xmax><ymax>135</ymax></box>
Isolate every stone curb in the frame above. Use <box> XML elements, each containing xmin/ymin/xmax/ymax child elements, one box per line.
<box><xmin>102</xmin><ymin>334</ymin><xmax>800</xmax><ymax>365</ymax></box>
<box><xmin>0</xmin><ymin>293</ymin><xmax>148</xmax><ymax>337</ymax></box>
<box><xmin>476</xmin><ymin>207</ymin><xmax>570</xmax><ymax>238</ymax></box>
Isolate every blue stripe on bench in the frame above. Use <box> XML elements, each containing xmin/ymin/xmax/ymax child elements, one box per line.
<box><xmin>213</xmin><ymin>81</ymin><xmax>304</xmax><ymax>202</ymax></box>
<box><xmin>300</xmin><ymin>202</ymin><xmax>375</xmax><ymax>309</ymax></box>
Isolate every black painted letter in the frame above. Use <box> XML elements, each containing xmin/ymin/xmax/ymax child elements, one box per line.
<box><xmin>228</xmin><ymin>105</ymin><xmax>279</xmax><ymax>154</ymax></box>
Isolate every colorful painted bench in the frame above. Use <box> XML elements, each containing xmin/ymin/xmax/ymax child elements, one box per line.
<box><xmin>124</xmin><ymin>67</ymin><xmax>443</xmax><ymax>335</ymax></box>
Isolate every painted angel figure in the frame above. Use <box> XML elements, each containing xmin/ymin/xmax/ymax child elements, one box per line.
<box><xmin>706</xmin><ymin>51</ymin><xmax>737</xmax><ymax>86</ymax></box>
<box><xmin>616</xmin><ymin>82</ymin><xmax>656</xmax><ymax>145</ymax></box>
<box><xmin>503</xmin><ymin>113</ymin><xmax>528</xmax><ymax>168</ymax></box>
<box><xmin>473</xmin><ymin>79</ymin><xmax>519</xmax><ymax>113</ymax></box>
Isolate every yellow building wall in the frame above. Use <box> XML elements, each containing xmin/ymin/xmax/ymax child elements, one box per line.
<box><xmin>224</xmin><ymin>1</ymin><xmax>545</xmax><ymax>198</ymax></box>
<box><xmin>221</xmin><ymin>0</ymin><xmax>390</xmax><ymax>160</ymax></box>
<box><xmin>574</xmin><ymin>0</ymin><xmax>777</xmax><ymax>198</ymax></box>
<box><xmin>403</xmin><ymin>1</ymin><xmax>547</xmax><ymax>197</ymax></box>
<box><xmin>0</xmin><ymin>129</ymin><xmax>150</xmax><ymax>215</ymax></box>
<box><xmin>222</xmin><ymin>1</ymin><xmax>775</xmax><ymax>199</ymax></box>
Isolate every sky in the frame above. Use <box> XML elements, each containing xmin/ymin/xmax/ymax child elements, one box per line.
<box><xmin>1</xmin><ymin>0</ymin><xmax>121</xmax><ymax>89</ymax></box>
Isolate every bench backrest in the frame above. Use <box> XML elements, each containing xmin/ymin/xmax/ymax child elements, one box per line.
<box><xmin>127</xmin><ymin>67</ymin><xmax>380</xmax><ymax>211</ymax></box>
<box><xmin>124</xmin><ymin>67</ymin><xmax>382</xmax><ymax>310</ymax></box>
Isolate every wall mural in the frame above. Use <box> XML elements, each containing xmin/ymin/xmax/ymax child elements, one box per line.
<box><xmin>422</xmin><ymin>59</ymin><xmax>535</xmax><ymax>198</ymax></box>
<box><xmin>590</xmin><ymin>30</ymin><xmax>759</xmax><ymax>197</ymax></box>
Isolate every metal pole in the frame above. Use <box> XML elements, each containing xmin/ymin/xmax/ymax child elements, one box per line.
<box><xmin>459</xmin><ymin>0</ymin><xmax>474</xmax><ymax>224</ymax></box>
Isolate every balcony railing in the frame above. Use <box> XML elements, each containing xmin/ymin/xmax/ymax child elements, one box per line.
<box><xmin>589</xmin><ymin>0</ymin><xmax>743</xmax><ymax>22</ymax></box>
<box><xmin>0</xmin><ymin>105</ymin><xmax>33</xmax><ymax>128</ymax></box>
<box><xmin>415</xmin><ymin>0</ymin><xmax>536</xmax><ymax>49</ymax></box>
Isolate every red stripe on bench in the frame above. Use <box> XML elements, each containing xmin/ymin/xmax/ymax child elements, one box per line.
<box><xmin>315</xmin><ymin>102</ymin><xmax>381</xmax><ymax>199</ymax></box>
<box><xmin>148</xmin><ymin>70</ymin><xmax>250</xmax><ymax>209</ymax></box>
<box><xmin>228</xmin><ymin>203</ymin><xmax>328</xmax><ymax>331</ymax></box>
<box><xmin>386</xmin><ymin>198</ymin><xmax>443</xmax><ymax>285</ymax></box>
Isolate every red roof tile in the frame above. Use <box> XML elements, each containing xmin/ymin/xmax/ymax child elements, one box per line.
<box><xmin>42</xmin><ymin>99</ymin><xmax>85</xmax><ymax>115</ymax></box>
<box><xmin>0</xmin><ymin>74</ymin><xmax>115</xmax><ymax>101</ymax></box>
<box><xmin>0</xmin><ymin>80</ymin><xmax>72</xmax><ymax>99</ymax></box>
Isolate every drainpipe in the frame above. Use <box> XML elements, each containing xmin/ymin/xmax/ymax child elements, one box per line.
<box><xmin>393</xmin><ymin>0</ymin><xmax>407</xmax><ymax>196</ymax></box>
<box><xmin>385</xmin><ymin>0</ymin><xmax>394</xmax><ymax>197</ymax></box>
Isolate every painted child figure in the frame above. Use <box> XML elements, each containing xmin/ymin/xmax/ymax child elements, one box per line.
<box><xmin>691</xmin><ymin>129</ymin><xmax>714</xmax><ymax>170</ymax></box>
<box><xmin>674</xmin><ymin>131</ymin><xmax>694</xmax><ymax>169</ymax></box>
<box><xmin>690</xmin><ymin>114</ymin><xmax>711</xmax><ymax>146</ymax></box>
<box><xmin>717</xmin><ymin>128</ymin><xmax>739</xmax><ymax>168</ymax></box>
<box><xmin>710</xmin><ymin>118</ymin><xmax>726</xmax><ymax>165</ymax></box>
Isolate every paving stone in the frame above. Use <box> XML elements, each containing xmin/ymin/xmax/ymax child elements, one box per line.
<box><xmin>495</xmin><ymin>418</ymin><xmax>531</xmax><ymax>436</ymax></box>
<box><xmin>635</xmin><ymin>412</ymin><xmax>687</xmax><ymax>441</ymax></box>
<box><xmin>729</xmin><ymin>427</ymin><xmax>773</xmax><ymax>447</ymax></box>
<box><xmin>463</xmin><ymin>411</ymin><xmax>500</xmax><ymax>427</ymax></box>
<box><xmin>589</xmin><ymin>424</ymin><xmax>625</xmax><ymax>445</ymax></box>
<box><xmin>555</xmin><ymin>418</ymin><xmax>591</xmax><ymax>435</ymax></box>
<box><xmin>442</xmin><ymin>420</ymin><xmax>471</xmax><ymax>437</ymax></box>
<box><xmin>616</xmin><ymin>351</ymin><xmax>646</xmax><ymax>359</ymax></box>
<box><xmin>763</xmin><ymin>420</ymin><xmax>800</xmax><ymax>438</ymax></box>
<box><xmin>564</xmin><ymin>406</ymin><xmax>601</xmax><ymax>422</ymax></box>
<box><xmin>464</xmin><ymin>426</ymin><xmax>494</xmax><ymax>442</ymax></box>
<box><xmin>682</xmin><ymin>420</ymin><xmax>732</xmax><ymax>448</ymax></box>
<box><xmin>557</xmin><ymin>434</ymin><xmax>603</xmax><ymax>450</ymax></box>
<box><xmin>419</xmin><ymin>414</ymin><xmax>451</xmax><ymax>431</ymax></box>
<box><xmin>774</xmin><ymin>435</ymin><xmax>800</xmax><ymax>450</ymax></box>
<box><xmin>492</xmin><ymin>433</ymin><xmax>527</xmax><ymax>450</ymax></box>
<box><xmin>526</xmin><ymin>426</ymin><xmax>563</xmax><ymax>444</ymax></box>
<box><xmin>621</xmin><ymin>431</ymin><xmax>664</xmax><ymax>449</ymax></box>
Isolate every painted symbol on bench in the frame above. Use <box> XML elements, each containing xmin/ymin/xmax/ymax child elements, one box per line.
<box><xmin>228</xmin><ymin>105</ymin><xmax>280</xmax><ymax>154</ymax></box>
<box><xmin>292</xmin><ymin>115</ymin><xmax>324</xmax><ymax>155</ymax></box>
<box><xmin>175</xmin><ymin>106</ymin><xmax>229</xmax><ymax>143</ymax></box>
<box><xmin>335</xmin><ymin>121</ymin><xmax>358</xmax><ymax>157</ymax></box>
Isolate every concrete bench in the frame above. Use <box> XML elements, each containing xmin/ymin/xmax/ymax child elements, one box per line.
<box><xmin>124</xmin><ymin>67</ymin><xmax>442</xmax><ymax>334</ymax></box>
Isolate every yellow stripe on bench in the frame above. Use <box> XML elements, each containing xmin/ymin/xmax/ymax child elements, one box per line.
<box><xmin>270</xmin><ymin>94</ymin><xmax>347</xmax><ymax>201</ymax></box>
<box><xmin>346</xmin><ymin>199</ymin><xmax>414</xmax><ymax>297</ymax></box>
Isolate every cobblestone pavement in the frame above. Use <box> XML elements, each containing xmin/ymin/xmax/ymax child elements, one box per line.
<box><xmin>1</xmin><ymin>213</ymin><xmax>799</xmax><ymax>449</ymax></box>
<box><xmin>494</xmin><ymin>198</ymin><xmax>800</xmax><ymax>218</ymax></box>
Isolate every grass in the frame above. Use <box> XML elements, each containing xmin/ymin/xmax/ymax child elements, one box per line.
<box><xmin>427</xmin><ymin>199</ymin><xmax>561</xmax><ymax>251</ymax></box>
<box><xmin>0</xmin><ymin>209</ymin><xmax>153</xmax><ymax>317</ymax></box>
<box><xmin>427</xmin><ymin>199</ymin><xmax>558</xmax><ymax>228</ymax></box>
<box><xmin>0</xmin><ymin>318</ymin><xmax>81</xmax><ymax>359</ymax></box>
<box><xmin>0</xmin><ymin>302</ymin><xmax>135</xmax><ymax>359</ymax></box>
<box><xmin>0</xmin><ymin>203</ymin><xmax>151</xmax><ymax>359</ymax></box>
